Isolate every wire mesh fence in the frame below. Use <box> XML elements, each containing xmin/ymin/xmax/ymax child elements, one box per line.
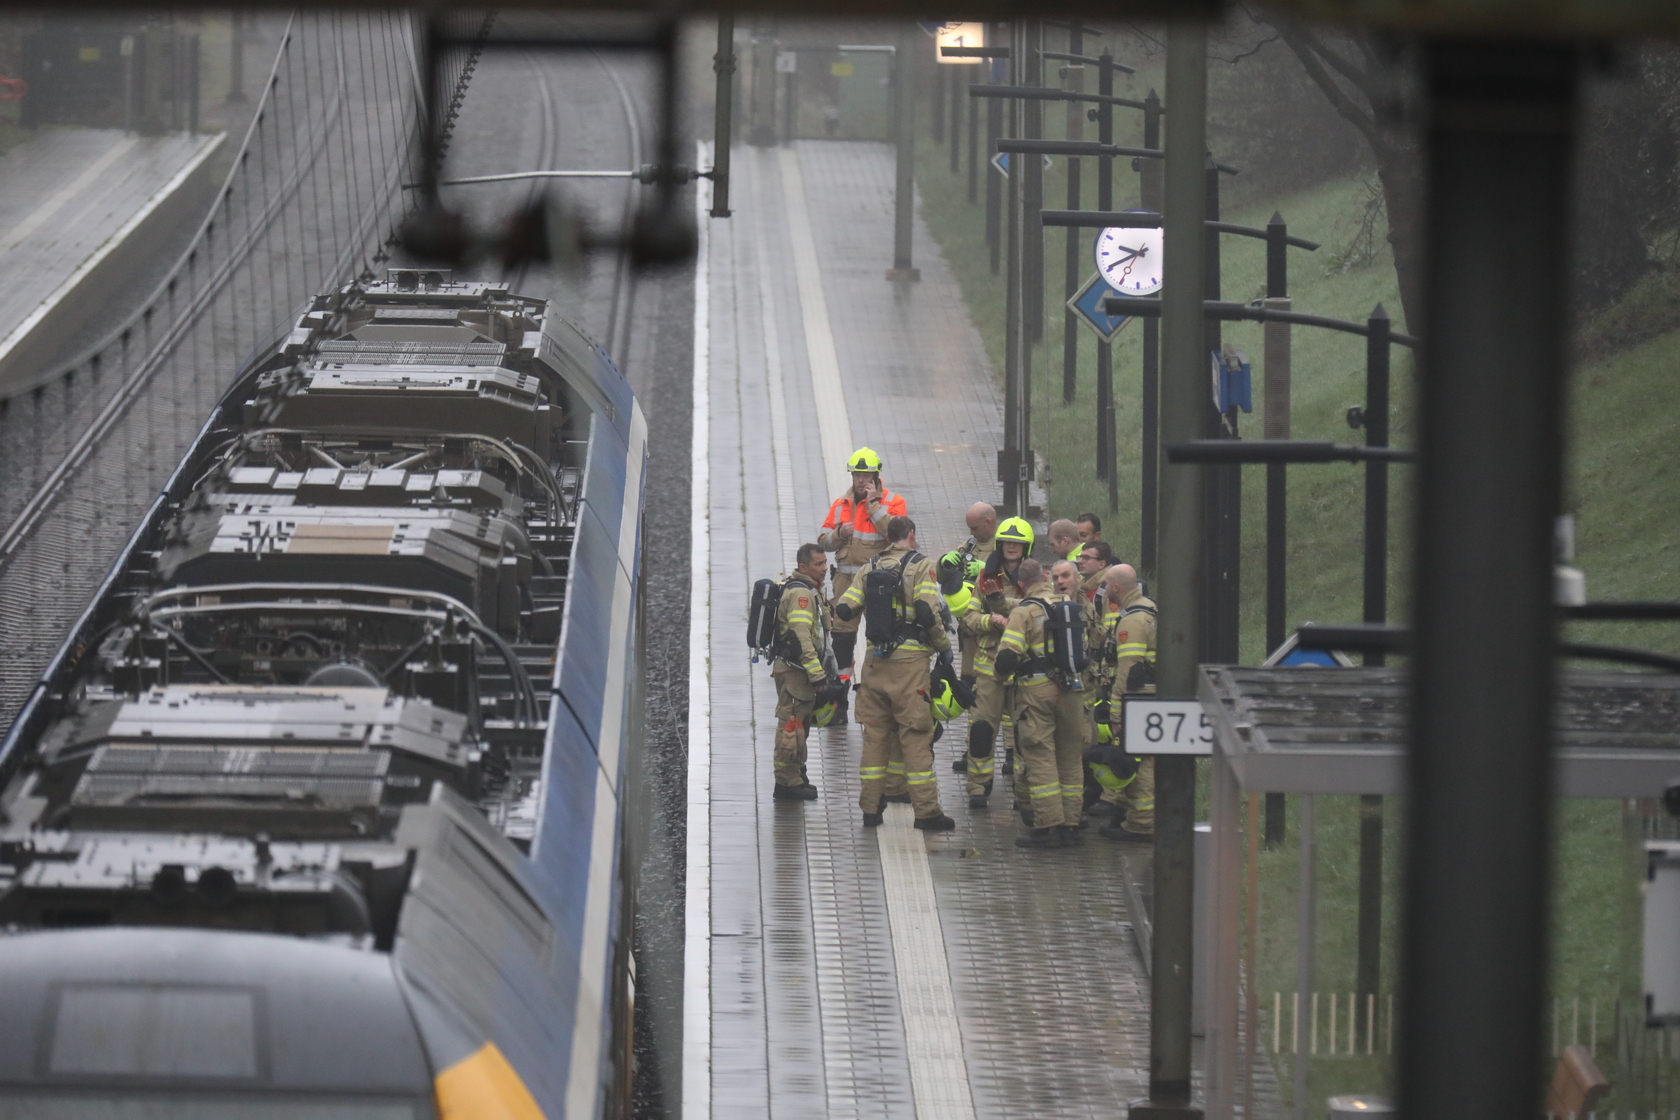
<box><xmin>0</xmin><ymin>10</ymin><xmax>491</xmax><ymax>731</ymax></box>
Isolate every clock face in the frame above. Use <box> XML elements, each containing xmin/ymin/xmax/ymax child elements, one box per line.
<box><xmin>1094</xmin><ymin>223</ymin><xmax>1164</xmax><ymax>296</ymax></box>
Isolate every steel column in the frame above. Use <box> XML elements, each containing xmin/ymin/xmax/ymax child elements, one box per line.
<box><xmin>889</xmin><ymin>25</ymin><xmax>918</xmax><ymax>279</ymax></box>
<box><xmin>1139</xmin><ymin>87</ymin><xmax>1163</xmax><ymax>575</ymax></box>
<box><xmin>1132</xmin><ymin>21</ymin><xmax>1206</xmax><ymax>1120</ymax></box>
<box><xmin>1263</xmin><ymin>212</ymin><xmax>1289</xmax><ymax>846</ymax></box>
<box><xmin>709</xmin><ymin>15</ymin><xmax>735</xmax><ymax>219</ymax></box>
<box><xmin>1356</xmin><ymin>304</ymin><xmax>1391</xmax><ymax>1026</ymax></box>
<box><xmin>1399</xmin><ymin>41</ymin><xmax>1578</xmax><ymax>1120</ymax></box>
<box><xmin>1062</xmin><ymin>27</ymin><xmax>1084</xmax><ymax>407</ymax></box>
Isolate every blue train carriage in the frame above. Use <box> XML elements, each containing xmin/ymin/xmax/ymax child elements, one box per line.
<box><xmin>0</xmin><ymin>271</ymin><xmax>648</xmax><ymax>1119</ymax></box>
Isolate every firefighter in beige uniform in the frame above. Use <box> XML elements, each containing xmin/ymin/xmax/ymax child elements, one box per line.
<box><xmin>942</xmin><ymin>502</ymin><xmax>1000</xmax><ymax>683</ymax></box>
<box><xmin>834</xmin><ymin>515</ymin><xmax>955</xmax><ymax>831</ymax></box>
<box><xmin>1101</xmin><ymin>563</ymin><xmax>1158</xmax><ymax>842</ymax></box>
<box><xmin>957</xmin><ymin>517</ymin><xmax>1034</xmax><ymax>806</ymax></box>
<box><xmin>771</xmin><ymin>544</ymin><xmax>842</xmax><ymax>801</ymax></box>
<box><xmin>996</xmin><ymin>559</ymin><xmax>1091</xmax><ymax>849</ymax></box>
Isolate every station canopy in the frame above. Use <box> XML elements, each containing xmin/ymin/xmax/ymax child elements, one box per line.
<box><xmin>1201</xmin><ymin>666</ymin><xmax>1680</xmax><ymax>798</ymax></box>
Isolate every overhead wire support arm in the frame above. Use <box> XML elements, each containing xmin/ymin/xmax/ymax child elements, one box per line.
<box><xmin>969</xmin><ymin>83</ymin><xmax>1152</xmax><ymax>111</ymax></box>
<box><xmin>1040</xmin><ymin>50</ymin><xmax>1138</xmax><ymax>74</ymax></box>
<box><xmin>1165</xmin><ymin>440</ymin><xmax>1417</xmax><ymax>465</ymax></box>
<box><xmin>940</xmin><ymin>46</ymin><xmax>1010</xmax><ymax>59</ymax></box>
<box><xmin>999</xmin><ymin>138</ymin><xmax>1160</xmax><ymax>160</ymax></box>
<box><xmin>1295</xmin><ymin>623</ymin><xmax>1680</xmax><ymax>676</ymax></box>
<box><xmin>1104</xmin><ymin>296</ymin><xmax>1419</xmax><ymax>348</ymax></box>
<box><xmin>1046</xmin><ymin>209</ymin><xmax>1321</xmax><ymax>250</ymax></box>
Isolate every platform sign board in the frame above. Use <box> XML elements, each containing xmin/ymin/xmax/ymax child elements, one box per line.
<box><xmin>990</xmin><ymin>151</ymin><xmax>1054</xmax><ymax>179</ymax></box>
<box><xmin>1124</xmin><ymin>698</ymin><xmax>1214</xmax><ymax>756</ymax></box>
<box><xmin>933</xmin><ymin>22</ymin><xmax>986</xmax><ymax>62</ymax></box>
<box><xmin>1069</xmin><ymin>272</ymin><xmax>1131</xmax><ymax>342</ymax></box>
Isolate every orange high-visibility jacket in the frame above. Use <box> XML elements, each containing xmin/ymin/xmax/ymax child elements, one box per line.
<box><xmin>819</xmin><ymin>487</ymin><xmax>907</xmax><ymax>575</ymax></box>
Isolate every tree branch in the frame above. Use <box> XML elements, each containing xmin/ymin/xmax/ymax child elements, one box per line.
<box><xmin>1289</xmin><ymin>23</ymin><xmax>1382</xmax><ymax>104</ymax></box>
<box><xmin>1275</xmin><ymin>22</ymin><xmax>1378</xmax><ymax>145</ymax></box>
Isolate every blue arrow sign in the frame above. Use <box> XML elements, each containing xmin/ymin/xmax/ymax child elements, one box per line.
<box><xmin>1068</xmin><ymin>272</ymin><xmax>1132</xmax><ymax>342</ymax></box>
<box><xmin>990</xmin><ymin>151</ymin><xmax>1055</xmax><ymax>179</ymax></box>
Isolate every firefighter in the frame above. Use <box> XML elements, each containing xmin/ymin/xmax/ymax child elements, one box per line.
<box><xmin>817</xmin><ymin>447</ymin><xmax>907</xmax><ymax>720</ymax></box>
<box><xmin>1076</xmin><ymin>512</ymin><xmax>1103</xmax><ymax>543</ymax></box>
<box><xmin>834</xmin><ymin>515</ymin><xmax>955</xmax><ymax>831</ymax></box>
<box><xmin>1077</xmin><ymin>540</ymin><xmax>1113</xmax><ymax>602</ymax></box>
<box><xmin>995</xmin><ymin>559</ymin><xmax>1090</xmax><ymax>849</ymax></box>
<box><xmin>772</xmin><ymin>544</ymin><xmax>844</xmax><ymax>801</ymax></box>
<box><xmin>963</xmin><ymin>516</ymin><xmax>1035</xmax><ymax>801</ymax></box>
<box><xmin>941</xmin><ymin>501</ymin><xmax>1000</xmax><ymax>685</ymax></box>
<box><xmin>1047</xmin><ymin>518</ymin><xmax>1081</xmax><ymax>563</ymax></box>
<box><xmin>1099</xmin><ymin>563</ymin><xmax>1158</xmax><ymax>842</ymax></box>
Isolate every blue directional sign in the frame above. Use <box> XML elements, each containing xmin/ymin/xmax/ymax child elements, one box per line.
<box><xmin>1068</xmin><ymin>272</ymin><xmax>1131</xmax><ymax>342</ymax></box>
<box><xmin>1262</xmin><ymin>632</ymin><xmax>1356</xmax><ymax>668</ymax></box>
<box><xmin>989</xmin><ymin>151</ymin><xmax>1054</xmax><ymax>179</ymax></box>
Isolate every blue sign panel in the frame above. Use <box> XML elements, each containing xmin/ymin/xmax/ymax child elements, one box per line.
<box><xmin>1068</xmin><ymin>271</ymin><xmax>1131</xmax><ymax>342</ymax></box>
<box><xmin>990</xmin><ymin>151</ymin><xmax>1054</xmax><ymax>179</ymax></box>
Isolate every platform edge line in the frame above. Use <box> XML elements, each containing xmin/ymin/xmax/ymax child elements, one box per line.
<box><xmin>777</xmin><ymin>145</ymin><xmax>853</xmax><ymax>500</ymax></box>
<box><xmin>879</xmin><ymin>806</ymin><xmax>980</xmax><ymax>1120</ymax></box>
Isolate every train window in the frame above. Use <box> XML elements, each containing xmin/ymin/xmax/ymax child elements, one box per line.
<box><xmin>46</xmin><ymin>985</ymin><xmax>259</xmax><ymax>1080</ymax></box>
<box><xmin>0</xmin><ymin>1094</ymin><xmax>425</xmax><ymax>1119</ymax></box>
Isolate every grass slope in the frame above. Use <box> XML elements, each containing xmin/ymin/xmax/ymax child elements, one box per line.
<box><xmin>913</xmin><ymin>126</ymin><xmax>1678</xmax><ymax>1112</ymax></box>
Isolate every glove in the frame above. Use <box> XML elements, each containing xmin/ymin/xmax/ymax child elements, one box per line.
<box><xmin>834</xmin><ymin>602</ymin><xmax>855</xmax><ymax>622</ymax></box>
<box><xmin>936</xmin><ymin>647</ymin><xmax>955</xmax><ymax>673</ymax></box>
<box><xmin>814</xmin><ymin>678</ymin><xmax>847</xmax><ymax>705</ymax></box>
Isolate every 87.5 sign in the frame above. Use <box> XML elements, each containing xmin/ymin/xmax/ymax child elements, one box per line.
<box><xmin>1123</xmin><ymin>699</ymin><xmax>1214</xmax><ymax>756</ymax></box>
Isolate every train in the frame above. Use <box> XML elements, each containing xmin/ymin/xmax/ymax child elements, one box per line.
<box><xmin>0</xmin><ymin>270</ymin><xmax>648</xmax><ymax>1119</ymax></box>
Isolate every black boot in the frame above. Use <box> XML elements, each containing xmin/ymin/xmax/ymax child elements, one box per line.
<box><xmin>1059</xmin><ymin>824</ymin><xmax>1085</xmax><ymax>845</ymax></box>
<box><xmin>967</xmin><ymin>794</ymin><xmax>988</xmax><ymax>810</ymax></box>
<box><xmin>951</xmin><ymin>755</ymin><xmax>966</xmax><ymax>773</ymax></box>
<box><xmin>1001</xmin><ymin>748</ymin><xmax>1015</xmax><ymax>776</ymax></box>
<box><xmin>914</xmin><ymin>814</ymin><xmax>956</xmax><ymax>832</ymax></box>
<box><xmin>862</xmin><ymin>812</ymin><xmax>884</xmax><ymax>827</ymax></box>
<box><xmin>1015</xmin><ymin>828</ymin><xmax>1062</xmax><ymax>850</ymax></box>
<box><xmin>774</xmin><ymin>784</ymin><xmax>818</xmax><ymax>802</ymax></box>
<box><xmin>884</xmin><ymin>793</ymin><xmax>911</xmax><ymax>804</ymax></box>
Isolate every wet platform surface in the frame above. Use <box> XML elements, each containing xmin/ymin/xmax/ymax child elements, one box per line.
<box><xmin>689</xmin><ymin>140</ymin><xmax>1156</xmax><ymax>1120</ymax></box>
<box><xmin>0</xmin><ymin>127</ymin><xmax>222</xmax><ymax>383</ymax></box>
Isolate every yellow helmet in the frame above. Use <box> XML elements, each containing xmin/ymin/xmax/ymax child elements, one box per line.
<box><xmin>810</xmin><ymin>701</ymin><xmax>837</xmax><ymax>728</ymax></box>
<box><xmin>929</xmin><ymin>677</ymin><xmax>964</xmax><ymax>722</ymax></box>
<box><xmin>846</xmin><ymin>447</ymin><xmax>883</xmax><ymax>473</ymax></box>
<box><xmin>996</xmin><ymin>517</ymin><xmax>1035</xmax><ymax>548</ymax></box>
<box><xmin>943</xmin><ymin>583</ymin><xmax>974</xmax><ymax>614</ymax></box>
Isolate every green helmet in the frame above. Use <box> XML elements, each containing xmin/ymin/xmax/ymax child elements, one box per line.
<box><xmin>996</xmin><ymin>517</ymin><xmax>1035</xmax><ymax>548</ymax></box>
<box><xmin>810</xmin><ymin>701</ymin><xmax>838</xmax><ymax>728</ymax></box>
<box><xmin>943</xmin><ymin>582</ymin><xmax>975</xmax><ymax>614</ymax></box>
<box><xmin>929</xmin><ymin>677</ymin><xmax>964</xmax><ymax>722</ymax></box>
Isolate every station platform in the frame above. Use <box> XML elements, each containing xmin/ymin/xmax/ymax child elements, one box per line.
<box><xmin>0</xmin><ymin>127</ymin><xmax>223</xmax><ymax>394</ymax></box>
<box><xmin>687</xmin><ymin>141</ymin><xmax>1157</xmax><ymax>1120</ymax></box>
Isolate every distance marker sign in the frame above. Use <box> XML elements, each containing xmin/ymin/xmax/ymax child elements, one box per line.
<box><xmin>1123</xmin><ymin>699</ymin><xmax>1214</xmax><ymax>755</ymax></box>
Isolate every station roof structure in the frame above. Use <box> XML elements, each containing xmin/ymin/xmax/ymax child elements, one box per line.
<box><xmin>1200</xmin><ymin>666</ymin><xmax>1680</xmax><ymax>798</ymax></box>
